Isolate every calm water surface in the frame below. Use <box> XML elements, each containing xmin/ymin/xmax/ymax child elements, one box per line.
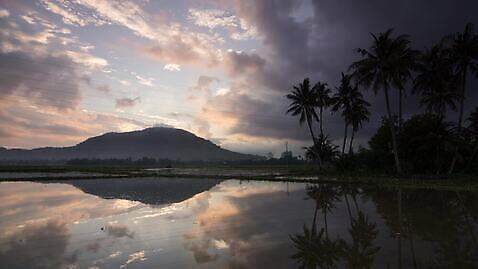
<box><xmin>0</xmin><ymin>178</ymin><xmax>477</xmax><ymax>268</ymax></box>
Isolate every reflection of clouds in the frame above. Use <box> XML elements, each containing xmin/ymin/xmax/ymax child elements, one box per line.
<box><xmin>106</xmin><ymin>224</ymin><xmax>135</xmax><ymax>239</ymax></box>
<box><xmin>0</xmin><ymin>182</ymin><xmax>142</xmax><ymax>237</ymax></box>
<box><xmin>183</xmin><ymin>239</ymin><xmax>219</xmax><ymax>264</ymax></box>
<box><xmin>0</xmin><ymin>220</ymin><xmax>76</xmax><ymax>269</ymax></box>
<box><xmin>182</xmin><ymin>180</ymin><xmax>308</xmax><ymax>268</ymax></box>
<box><xmin>120</xmin><ymin>250</ymin><xmax>147</xmax><ymax>269</ymax></box>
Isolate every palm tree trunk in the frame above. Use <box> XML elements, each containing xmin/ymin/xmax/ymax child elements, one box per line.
<box><xmin>466</xmin><ymin>142</ymin><xmax>478</xmax><ymax>171</ymax></box>
<box><xmin>324</xmin><ymin>210</ymin><xmax>328</xmax><ymax>239</ymax></box>
<box><xmin>344</xmin><ymin>192</ymin><xmax>353</xmax><ymax>223</ymax></box>
<box><xmin>398</xmin><ymin>87</ymin><xmax>403</xmax><ymax>133</ymax></box>
<box><xmin>397</xmin><ymin>189</ymin><xmax>403</xmax><ymax>269</ymax></box>
<box><xmin>407</xmin><ymin>220</ymin><xmax>417</xmax><ymax>269</ymax></box>
<box><xmin>312</xmin><ymin>203</ymin><xmax>319</xmax><ymax>233</ymax></box>
<box><xmin>319</xmin><ymin>107</ymin><xmax>324</xmax><ymax>138</ymax></box>
<box><xmin>349</xmin><ymin>130</ymin><xmax>355</xmax><ymax>155</ymax></box>
<box><xmin>384</xmin><ymin>86</ymin><xmax>402</xmax><ymax>173</ymax></box>
<box><xmin>342</xmin><ymin>123</ymin><xmax>348</xmax><ymax>155</ymax></box>
<box><xmin>448</xmin><ymin>65</ymin><xmax>468</xmax><ymax>174</ymax></box>
<box><xmin>306</xmin><ymin>115</ymin><xmax>322</xmax><ymax>167</ymax></box>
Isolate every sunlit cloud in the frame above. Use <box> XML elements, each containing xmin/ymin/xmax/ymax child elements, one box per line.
<box><xmin>163</xmin><ymin>63</ymin><xmax>181</xmax><ymax>72</ymax></box>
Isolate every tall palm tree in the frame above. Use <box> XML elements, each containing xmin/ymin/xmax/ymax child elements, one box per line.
<box><xmin>347</xmin><ymin>89</ymin><xmax>371</xmax><ymax>154</ymax></box>
<box><xmin>332</xmin><ymin>73</ymin><xmax>354</xmax><ymax>154</ymax></box>
<box><xmin>286</xmin><ymin>78</ymin><xmax>321</xmax><ymax>165</ymax></box>
<box><xmin>313</xmin><ymin>81</ymin><xmax>333</xmax><ymax>138</ymax></box>
<box><xmin>350</xmin><ymin>29</ymin><xmax>415</xmax><ymax>173</ymax></box>
<box><xmin>413</xmin><ymin>44</ymin><xmax>459</xmax><ymax>120</ymax></box>
<box><xmin>447</xmin><ymin>23</ymin><xmax>478</xmax><ymax>174</ymax></box>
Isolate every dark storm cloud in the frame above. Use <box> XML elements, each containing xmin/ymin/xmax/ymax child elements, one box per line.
<box><xmin>0</xmin><ymin>51</ymin><xmax>84</xmax><ymax>109</ymax></box>
<box><xmin>218</xmin><ymin>0</ymin><xmax>478</xmax><ymax>144</ymax></box>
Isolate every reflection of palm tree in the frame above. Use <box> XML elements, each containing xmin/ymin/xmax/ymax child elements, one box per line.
<box><xmin>447</xmin><ymin>23</ymin><xmax>478</xmax><ymax>174</ymax></box>
<box><xmin>350</xmin><ymin>29</ymin><xmax>416</xmax><ymax>173</ymax></box>
<box><xmin>290</xmin><ymin>226</ymin><xmax>341</xmax><ymax>269</ymax></box>
<box><xmin>340</xmin><ymin>212</ymin><xmax>380</xmax><ymax>269</ymax></box>
<box><xmin>287</xmin><ymin>78</ymin><xmax>321</xmax><ymax>165</ymax></box>
<box><xmin>306</xmin><ymin>184</ymin><xmax>340</xmax><ymax>237</ymax></box>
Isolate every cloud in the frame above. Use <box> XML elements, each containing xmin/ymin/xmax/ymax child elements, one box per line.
<box><xmin>0</xmin><ymin>9</ymin><xmax>9</xmax><ymax>18</ymax></box>
<box><xmin>96</xmin><ymin>84</ymin><xmax>111</xmax><ymax>92</ymax></box>
<box><xmin>130</xmin><ymin>72</ymin><xmax>154</xmax><ymax>87</ymax></box>
<box><xmin>189</xmin><ymin>8</ymin><xmax>237</xmax><ymax>29</ymax></box>
<box><xmin>190</xmin><ymin>75</ymin><xmax>220</xmax><ymax>92</ymax></box>
<box><xmin>116</xmin><ymin>97</ymin><xmax>141</xmax><ymax>108</ymax></box>
<box><xmin>0</xmin><ymin>51</ymin><xmax>84</xmax><ymax>110</ymax></box>
<box><xmin>163</xmin><ymin>63</ymin><xmax>181</xmax><ymax>72</ymax></box>
<box><xmin>0</xmin><ymin>97</ymin><xmax>148</xmax><ymax>149</ymax></box>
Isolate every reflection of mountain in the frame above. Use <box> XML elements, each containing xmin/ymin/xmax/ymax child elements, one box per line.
<box><xmin>67</xmin><ymin>177</ymin><xmax>221</xmax><ymax>205</ymax></box>
<box><xmin>0</xmin><ymin>127</ymin><xmax>260</xmax><ymax>161</ymax></box>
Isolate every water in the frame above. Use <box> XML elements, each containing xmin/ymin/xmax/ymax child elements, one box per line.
<box><xmin>0</xmin><ymin>178</ymin><xmax>477</xmax><ymax>268</ymax></box>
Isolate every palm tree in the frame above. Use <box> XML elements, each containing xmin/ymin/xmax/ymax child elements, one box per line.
<box><xmin>332</xmin><ymin>73</ymin><xmax>354</xmax><ymax>154</ymax></box>
<box><xmin>350</xmin><ymin>29</ymin><xmax>416</xmax><ymax>173</ymax></box>
<box><xmin>313</xmin><ymin>81</ymin><xmax>333</xmax><ymax>137</ymax></box>
<box><xmin>287</xmin><ymin>78</ymin><xmax>321</xmax><ymax>165</ymax></box>
<box><xmin>466</xmin><ymin>107</ymin><xmax>478</xmax><ymax>169</ymax></box>
<box><xmin>413</xmin><ymin>44</ymin><xmax>459</xmax><ymax>120</ymax></box>
<box><xmin>303</xmin><ymin>135</ymin><xmax>339</xmax><ymax>163</ymax></box>
<box><xmin>347</xmin><ymin>89</ymin><xmax>371</xmax><ymax>154</ymax></box>
<box><xmin>447</xmin><ymin>23</ymin><xmax>478</xmax><ymax>174</ymax></box>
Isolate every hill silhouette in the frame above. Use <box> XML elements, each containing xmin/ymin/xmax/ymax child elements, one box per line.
<box><xmin>0</xmin><ymin>127</ymin><xmax>259</xmax><ymax>162</ymax></box>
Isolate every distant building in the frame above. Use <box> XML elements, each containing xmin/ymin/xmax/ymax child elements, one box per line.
<box><xmin>280</xmin><ymin>150</ymin><xmax>293</xmax><ymax>160</ymax></box>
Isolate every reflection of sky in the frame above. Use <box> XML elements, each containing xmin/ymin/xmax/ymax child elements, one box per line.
<box><xmin>0</xmin><ymin>180</ymin><xmax>476</xmax><ymax>268</ymax></box>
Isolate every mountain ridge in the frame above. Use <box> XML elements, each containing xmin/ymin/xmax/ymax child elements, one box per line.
<box><xmin>0</xmin><ymin>127</ymin><xmax>260</xmax><ymax>162</ymax></box>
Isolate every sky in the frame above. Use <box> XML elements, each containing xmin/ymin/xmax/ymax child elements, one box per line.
<box><xmin>0</xmin><ymin>0</ymin><xmax>477</xmax><ymax>157</ymax></box>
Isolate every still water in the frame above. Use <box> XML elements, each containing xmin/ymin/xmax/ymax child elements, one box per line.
<box><xmin>0</xmin><ymin>178</ymin><xmax>477</xmax><ymax>268</ymax></box>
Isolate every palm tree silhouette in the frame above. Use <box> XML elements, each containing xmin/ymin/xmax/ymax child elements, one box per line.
<box><xmin>467</xmin><ymin>107</ymin><xmax>478</xmax><ymax>168</ymax></box>
<box><xmin>332</xmin><ymin>73</ymin><xmax>354</xmax><ymax>155</ymax></box>
<box><xmin>313</xmin><ymin>81</ymin><xmax>333</xmax><ymax>138</ymax></box>
<box><xmin>447</xmin><ymin>23</ymin><xmax>478</xmax><ymax>174</ymax></box>
<box><xmin>347</xmin><ymin>87</ymin><xmax>371</xmax><ymax>154</ymax></box>
<box><xmin>413</xmin><ymin>44</ymin><xmax>459</xmax><ymax>120</ymax></box>
<box><xmin>350</xmin><ymin>29</ymin><xmax>416</xmax><ymax>173</ymax></box>
<box><xmin>287</xmin><ymin>78</ymin><xmax>321</xmax><ymax>165</ymax></box>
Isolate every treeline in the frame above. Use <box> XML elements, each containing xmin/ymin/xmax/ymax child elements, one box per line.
<box><xmin>287</xmin><ymin>23</ymin><xmax>478</xmax><ymax>175</ymax></box>
<box><xmin>65</xmin><ymin>157</ymin><xmax>305</xmax><ymax>167</ymax></box>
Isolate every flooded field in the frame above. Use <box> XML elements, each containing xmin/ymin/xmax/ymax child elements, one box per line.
<box><xmin>0</xmin><ymin>178</ymin><xmax>477</xmax><ymax>268</ymax></box>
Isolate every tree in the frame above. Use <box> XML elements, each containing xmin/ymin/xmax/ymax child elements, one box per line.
<box><xmin>313</xmin><ymin>81</ymin><xmax>333</xmax><ymax>137</ymax></box>
<box><xmin>347</xmin><ymin>89</ymin><xmax>371</xmax><ymax>154</ymax></box>
<box><xmin>332</xmin><ymin>73</ymin><xmax>354</xmax><ymax>155</ymax></box>
<box><xmin>466</xmin><ymin>107</ymin><xmax>478</xmax><ymax>169</ymax></box>
<box><xmin>413</xmin><ymin>44</ymin><xmax>459</xmax><ymax>120</ymax></box>
<box><xmin>303</xmin><ymin>135</ymin><xmax>339</xmax><ymax>163</ymax></box>
<box><xmin>286</xmin><ymin>78</ymin><xmax>321</xmax><ymax>165</ymax></box>
<box><xmin>350</xmin><ymin>29</ymin><xmax>416</xmax><ymax>173</ymax></box>
<box><xmin>447</xmin><ymin>23</ymin><xmax>478</xmax><ymax>174</ymax></box>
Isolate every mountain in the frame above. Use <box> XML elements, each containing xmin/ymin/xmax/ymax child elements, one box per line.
<box><xmin>0</xmin><ymin>127</ymin><xmax>259</xmax><ymax>162</ymax></box>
